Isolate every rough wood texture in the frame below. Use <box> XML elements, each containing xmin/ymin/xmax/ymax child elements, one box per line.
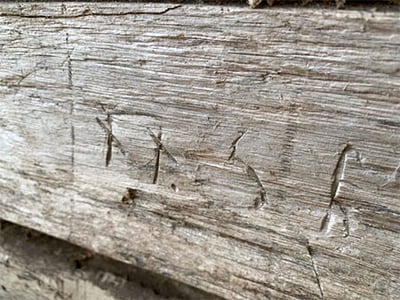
<box><xmin>0</xmin><ymin>3</ymin><xmax>399</xmax><ymax>299</ymax></box>
<box><xmin>0</xmin><ymin>220</ymin><xmax>220</xmax><ymax>300</ymax></box>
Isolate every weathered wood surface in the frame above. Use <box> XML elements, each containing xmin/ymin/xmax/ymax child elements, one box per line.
<box><xmin>0</xmin><ymin>221</ymin><xmax>218</xmax><ymax>300</ymax></box>
<box><xmin>0</xmin><ymin>3</ymin><xmax>400</xmax><ymax>299</ymax></box>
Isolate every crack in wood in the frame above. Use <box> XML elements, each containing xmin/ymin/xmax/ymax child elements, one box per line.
<box><xmin>67</xmin><ymin>51</ymin><xmax>72</xmax><ymax>88</ymax></box>
<box><xmin>70</xmin><ymin>125</ymin><xmax>75</xmax><ymax>170</ymax></box>
<box><xmin>69</xmin><ymin>72</ymin><xmax>75</xmax><ymax>175</ymax></box>
<box><xmin>306</xmin><ymin>241</ymin><xmax>324</xmax><ymax>299</ymax></box>
<box><xmin>66</xmin><ymin>32</ymin><xmax>73</xmax><ymax>88</ymax></box>
<box><xmin>228</xmin><ymin>130</ymin><xmax>247</xmax><ymax>161</ymax></box>
<box><xmin>0</xmin><ymin>5</ymin><xmax>182</xmax><ymax>19</ymax></box>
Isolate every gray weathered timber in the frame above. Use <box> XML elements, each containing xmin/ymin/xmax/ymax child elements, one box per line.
<box><xmin>0</xmin><ymin>3</ymin><xmax>400</xmax><ymax>299</ymax></box>
<box><xmin>0</xmin><ymin>220</ymin><xmax>220</xmax><ymax>300</ymax></box>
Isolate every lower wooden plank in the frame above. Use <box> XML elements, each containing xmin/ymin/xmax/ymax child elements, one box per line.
<box><xmin>0</xmin><ymin>220</ymin><xmax>221</xmax><ymax>300</ymax></box>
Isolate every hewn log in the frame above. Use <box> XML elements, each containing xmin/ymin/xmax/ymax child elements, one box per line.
<box><xmin>0</xmin><ymin>220</ymin><xmax>220</xmax><ymax>300</ymax></box>
<box><xmin>0</xmin><ymin>3</ymin><xmax>399</xmax><ymax>299</ymax></box>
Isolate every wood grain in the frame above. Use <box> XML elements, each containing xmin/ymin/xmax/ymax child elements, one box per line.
<box><xmin>0</xmin><ymin>220</ymin><xmax>221</xmax><ymax>300</ymax></box>
<box><xmin>0</xmin><ymin>3</ymin><xmax>399</xmax><ymax>299</ymax></box>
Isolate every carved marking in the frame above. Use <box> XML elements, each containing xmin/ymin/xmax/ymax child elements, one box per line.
<box><xmin>152</xmin><ymin>130</ymin><xmax>162</xmax><ymax>184</ymax></box>
<box><xmin>320</xmin><ymin>143</ymin><xmax>352</xmax><ymax>236</ymax></box>
<box><xmin>330</xmin><ymin>143</ymin><xmax>352</xmax><ymax>201</ymax></box>
<box><xmin>234</xmin><ymin>156</ymin><xmax>268</xmax><ymax>209</ymax></box>
<box><xmin>96</xmin><ymin>116</ymin><xmax>126</xmax><ymax>167</ymax></box>
<box><xmin>147</xmin><ymin>128</ymin><xmax>177</xmax><ymax>164</ymax></box>
<box><xmin>306</xmin><ymin>241</ymin><xmax>324</xmax><ymax>299</ymax></box>
<box><xmin>246</xmin><ymin>165</ymin><xmax>267</xmax><ymax>209</ymax></box>
<box><xmin>228</xmin><ymin>130</ymin><xmax>247</xmax><ymax>161</ymax></box>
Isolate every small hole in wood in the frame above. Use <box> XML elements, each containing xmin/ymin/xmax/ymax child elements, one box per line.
<box><xmin>171</xmin><ymin>183</ymin><xmax>178</xmax><ymax>192</ymax></box>
<box><xmin>121</xmin><ymin>188</ymin><xmax>137</xmax><ymax>205</ymax></box>
<box><xmin>74</xmin><ymin>260</ymin><xmax>82</xmax><ymax>269</ymax></box>
<box><xmin>1</xmin><ymin>285</ymin><xmax>7</xmax><ymax>292</ymax></box>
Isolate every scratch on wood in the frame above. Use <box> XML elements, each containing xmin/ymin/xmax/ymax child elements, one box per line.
<box><xmin>306</xmin><ymin>241</ymin><xmax>324</xmax><ymax>299</ymax></box>
<box><xmin>246</xmin><ymin>165</ymin><xmax>267</xmax><ymax>209</ymax></box>
<box><xmin>14</xmin><ymin>67</ymin><xmax>39</xmax><ymax>86</ymax></box>
<box><xmin>228</xmin><ymin>130</ymin><xmax>247</xmax><ymax>161</ymax></box>
<box><xmin>320</xmin><ymin>142</ymin><xmax>352</xmax><ymax>235</ymax></box>
<box><xmin>96</xmin><ymin>116</ymin><xmax>126</xmax><ymax>167</ymax></box>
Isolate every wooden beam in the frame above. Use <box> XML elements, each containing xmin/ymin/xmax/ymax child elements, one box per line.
<box><xmin>0</xmin><ymin>3</ymin><xmax>399</xmax><ymax>299</ymax></box>
<box><xmin>0</xmin><ymin>220</ymin><xmax>221</xmax><ymax>300</ymax></box>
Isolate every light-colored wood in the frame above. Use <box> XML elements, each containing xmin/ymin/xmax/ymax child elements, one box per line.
<box><xmin>0</xmin><ymin>3</ymin><xmax>399</xmax><ymax>299</ymax></box>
